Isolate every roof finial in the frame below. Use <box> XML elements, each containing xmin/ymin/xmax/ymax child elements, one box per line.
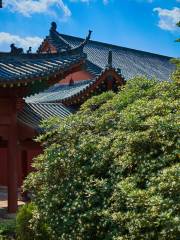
<box><xmin>86</xmin><ymin>30</ymin><xmax>92</xmax><ymax>41</ymax></box>
<box><xmin>107</xmin><ymin>50</ymin><xmax>112</xmax><ymax>68</ymax></box>
<box><xmin>27</xmin><ymin>47</ymin><xmax>32</xmax><ymax>54</ymax></box>
<box><xmin>69</xmin><ymin>30</ymin><xmax>93</xmax><ymax>54</ymax></box>
<box><xmin>10</xmin><ymin>43</ymin><xmax>23</xmax><ymax>55</ymax></box>
<box><xmin>50</xmin><ymin>22</ymin><xmax>57</xmax><ymax>32</ymax></box>
<box><xmin>69</xmin><ymin>76</ymin><xmax>74</xmax><ymax>85</ymax></box>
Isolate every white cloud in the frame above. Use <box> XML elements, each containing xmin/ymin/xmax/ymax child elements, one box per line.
<box><xmin>4</xmin><ymin>0</ymin><xmax>71</xmax><ymax>18</ymax></box>
<box><xmin>154</xmin><ymin>7</ymin><xmax>180</xmax><ymax>31</ymax></box>
<box><xmin>0</xmin><ymin>32</ymin><xmax>43</xmax><ymax>52</ymax></box>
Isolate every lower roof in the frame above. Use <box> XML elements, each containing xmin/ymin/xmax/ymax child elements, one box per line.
<box><xmin>26</xmin><ymin>80</ymin><xmax>93</xmax><ymax>103</ymax></box>
<box><xmin>25</xmin><ymin>60</ymin><xmax>102</xmax><ymax>104</ymax></box>
<box><xmin>18</xmin><ymin>102</ymin><xmax>71</xmax><ymax>131</ymax></box>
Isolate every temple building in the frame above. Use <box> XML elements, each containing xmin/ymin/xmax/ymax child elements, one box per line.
<box><xmin>0</xmin><ymin>22</ymin><xmax>174</xmax><ymax>213</ymax></box>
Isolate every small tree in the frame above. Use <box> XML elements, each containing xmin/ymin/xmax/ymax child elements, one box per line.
<box><xmin>171</xmin><ymin>21</ymin><xmax>180</xmax><ymax>83</ymax></box>
<box><xmin>176</xmin><ymin>21</ymin><xmax>180</xmax><ymax>42</ymax></box>
<box><xmin>24</xmin><ymin>76</ymin><xmax>180</xmax><ymax>240</ymax></box>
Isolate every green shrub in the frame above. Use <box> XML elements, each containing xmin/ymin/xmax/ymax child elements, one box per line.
<box><xmin>25</xmin><ymin>76</ymin><xmax>180</xmax><ymax>239</ymax></box>
<box><xmin>16</xmin><ymin>203</ymin><xmax>50</xmax><ymax>240</ymax></box>
<box><xmin>16</xmin><ymin>203</ymin><xmax>34</xmax><ymax>240</ymax></box>
<box><xmin>0</xmin><ymin>219</ymin><xmax>16</xmax><ymax>239</ymax></box>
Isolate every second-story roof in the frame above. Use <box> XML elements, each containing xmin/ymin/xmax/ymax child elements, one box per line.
<box><xmin>44</xmin><ymin>29</ymin><xmax>174</xmax><ymax>82</ymax></box>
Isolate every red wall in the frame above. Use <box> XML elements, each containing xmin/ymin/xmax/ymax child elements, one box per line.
<box><xmin>0</xmin><ymin>148</ymin><xmax>42</xmax><ymax>187</ymax></box>
<box><xmin>0</xmin><ymin>148</ymin><xmax>7</xmax><ymax>186</ymax></box>
<box><xmin>60</xmin><ymin>70</ymin><xmax>93</xmax><ymax>84</ymax></box>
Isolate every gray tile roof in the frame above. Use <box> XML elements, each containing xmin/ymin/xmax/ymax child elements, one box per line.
<box><xmin>26</xmin><ymin>80</ymin><xmax>93</xmax><ymax>103</ymax></box>
<box><xmin>25</xmin><ymin>59</ymin><xmax>102</xmax><ymax>103</ymax></box>
<box><xmin>26</xmin><ymin>66</ymin><xmax>123</xmax><ymax>104</ymax></box>
<box><xmin>17</xmin><ymin>30</ymin><xmax>176</xmax><ymax>131</ymax></box>
<box><xmin>0</xmin><ymin>52</ymin><xmax>85</xmax><ymax>84</ymax></box>
<box><xmin>60</xmin><ymin>34</ymin><xmax>175</xmax><ymax>81</ymax></box>
<box><xmin>38</xmin><ymin>23</ymin><xmax>92</xmax><ymax>55</ymax></box>
<box><xmin>86</xmin><ymin>60</ymin><xmax>102</xmax><ymax>77</ymax></box>
<box><xmin>18</xmin><ymin>102</ymin><xmax>71</xmax><ymax>131</ymax></box>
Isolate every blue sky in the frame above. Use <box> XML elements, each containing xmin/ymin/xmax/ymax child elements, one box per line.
<box><xmin>0</xmin><ymin>0</ymin><xmax>179</xmax><ymax>57</ymax></box>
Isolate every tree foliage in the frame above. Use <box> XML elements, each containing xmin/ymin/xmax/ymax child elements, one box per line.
<box><xmin>172</xmin><ymin>21</ymin><xmax>180</xmax><ymax>82</ymax></box>
<box><xmin>24</xmin><ymin>76</ymin><xmax>180</xmax><ymax>240</ymax></box>
<box><xmin>16</xmin><ymin>203</ymin><xmax>50</xmax><ymax>240</ymax></box>
<box><xmin>176</xmin><ymin>21</ymin><xmax>180</xmax><ymax>42</ymax></box>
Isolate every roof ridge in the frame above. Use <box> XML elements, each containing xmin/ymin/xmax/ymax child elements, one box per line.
<box><xmin>0</xmin><ymin>51</ymin><xmax>83</xmax><ymax>59</ymax></box>
<box><xmin>50</xmin><ymin>30</ymin><xmax>72</xmax><ymax>49</ymax></box>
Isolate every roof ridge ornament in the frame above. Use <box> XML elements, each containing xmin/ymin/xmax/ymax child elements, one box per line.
<box><xmin>50</xmin><ymin>21</ymin><xmax>57</xmax><ymax>32</ymax></box>
<box><xmin>49</xmin><ymin>21</ymin><xmax>72</xmax><ymax>52</ymax></box>
<box><xmin>27</xmin><ymin>47</ymin><xmax>32</xmax><ymax>54</ymax></box>
<box><xmin>82</xmin><ymin>30</ymin><xmax>92</xmax><ymax>47</ymax></box>
<box><xmin>69</xmin><ymin>30</ymin><xmax>92</xmax><ymax>54</ymax></box>
<box><xmin>86</xmin><ymin>30</ymin><xmax>92</xmax><ymax>42</ymax></box>
<box><xmin>69</xmin><ymin>76</ymin><xmax>74</xmax><ymax>86</ymax></box>
<box><xmin>107</xmin><ymin>50</ymin><xmax>112</xmax><ymax>68</ymax></box>
<box><xmin>10</xmin><ymin>43</ymin><xmax>24</xmax><ymax>55</ymax></box>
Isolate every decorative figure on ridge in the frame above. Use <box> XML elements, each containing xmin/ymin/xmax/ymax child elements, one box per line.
<box><xmin>50</xmin><ymin>21</ymin><xmax>57</xmax><ymax>32</ymax></box>
<box><xmin>27</xmin><ymin>47</ymin><xmax>32</xmax><ymax>54</ymax></box>
<box><xmin>107</xmin><ymin>50</ymin><xmax>113</xmax><ymax>68</ymax></box>
<box><xmin>69</xmin><ymin>29</ymin><xmax>93</xmax><ymax>54</ymax></box>
<box><xmin>37</xmin><ymin>22</ymin><xmax>92</xmax><ymax>55</ymax></box>
<box><xmin>86</xmin><ymin>30</ymin><xmax>93</xmax><ymax>42</ymax></box>
<box><xmin>10</xmin><ymin>43</ymin><xmax>24</xmax><ymax>55</ymax></box>
<box><xmin>69</xmin><ymin>76</ymin><xmax>74</xmax><ymax>86</ymax></box>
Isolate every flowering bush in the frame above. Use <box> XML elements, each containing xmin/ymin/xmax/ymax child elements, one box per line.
<box><xmin>25</xmin><ymin>76</ymin><xmax>180</xmax><ymax>240</ymax></box>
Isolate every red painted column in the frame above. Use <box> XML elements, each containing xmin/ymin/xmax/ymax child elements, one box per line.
<box><xmin>7</xmin><ymin>99</ymin><xmax>18</xmax><ymax>213</ymax></box>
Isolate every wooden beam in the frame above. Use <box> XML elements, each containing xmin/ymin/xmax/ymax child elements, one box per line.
<box><xmin>20</xmin><ymin>140</ymin><xmax>41</xmax><ymax>150</ymax></box>
<box><xmin>0</xmin><ymin>126</ymin><xmax>8</xmax><ymax>140</ymax></box>
<box><xmin>0</xmin><ymin>139</ymin><xmax>8</xmax><ymax>148</ymax></box>
<box><xmin>0</xmin><ymin>116</ymin><xmax>10</xmax><ymax>125</ymax></box>
<box><xmin>0</xmin><ymin>87</ymin><xmax>27</xmax><ymax>98</ymax></box>
<box><xmin>7</xmin><ymin>99</ymin><xmax>18</xmax><ymax>213</ymax></box>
